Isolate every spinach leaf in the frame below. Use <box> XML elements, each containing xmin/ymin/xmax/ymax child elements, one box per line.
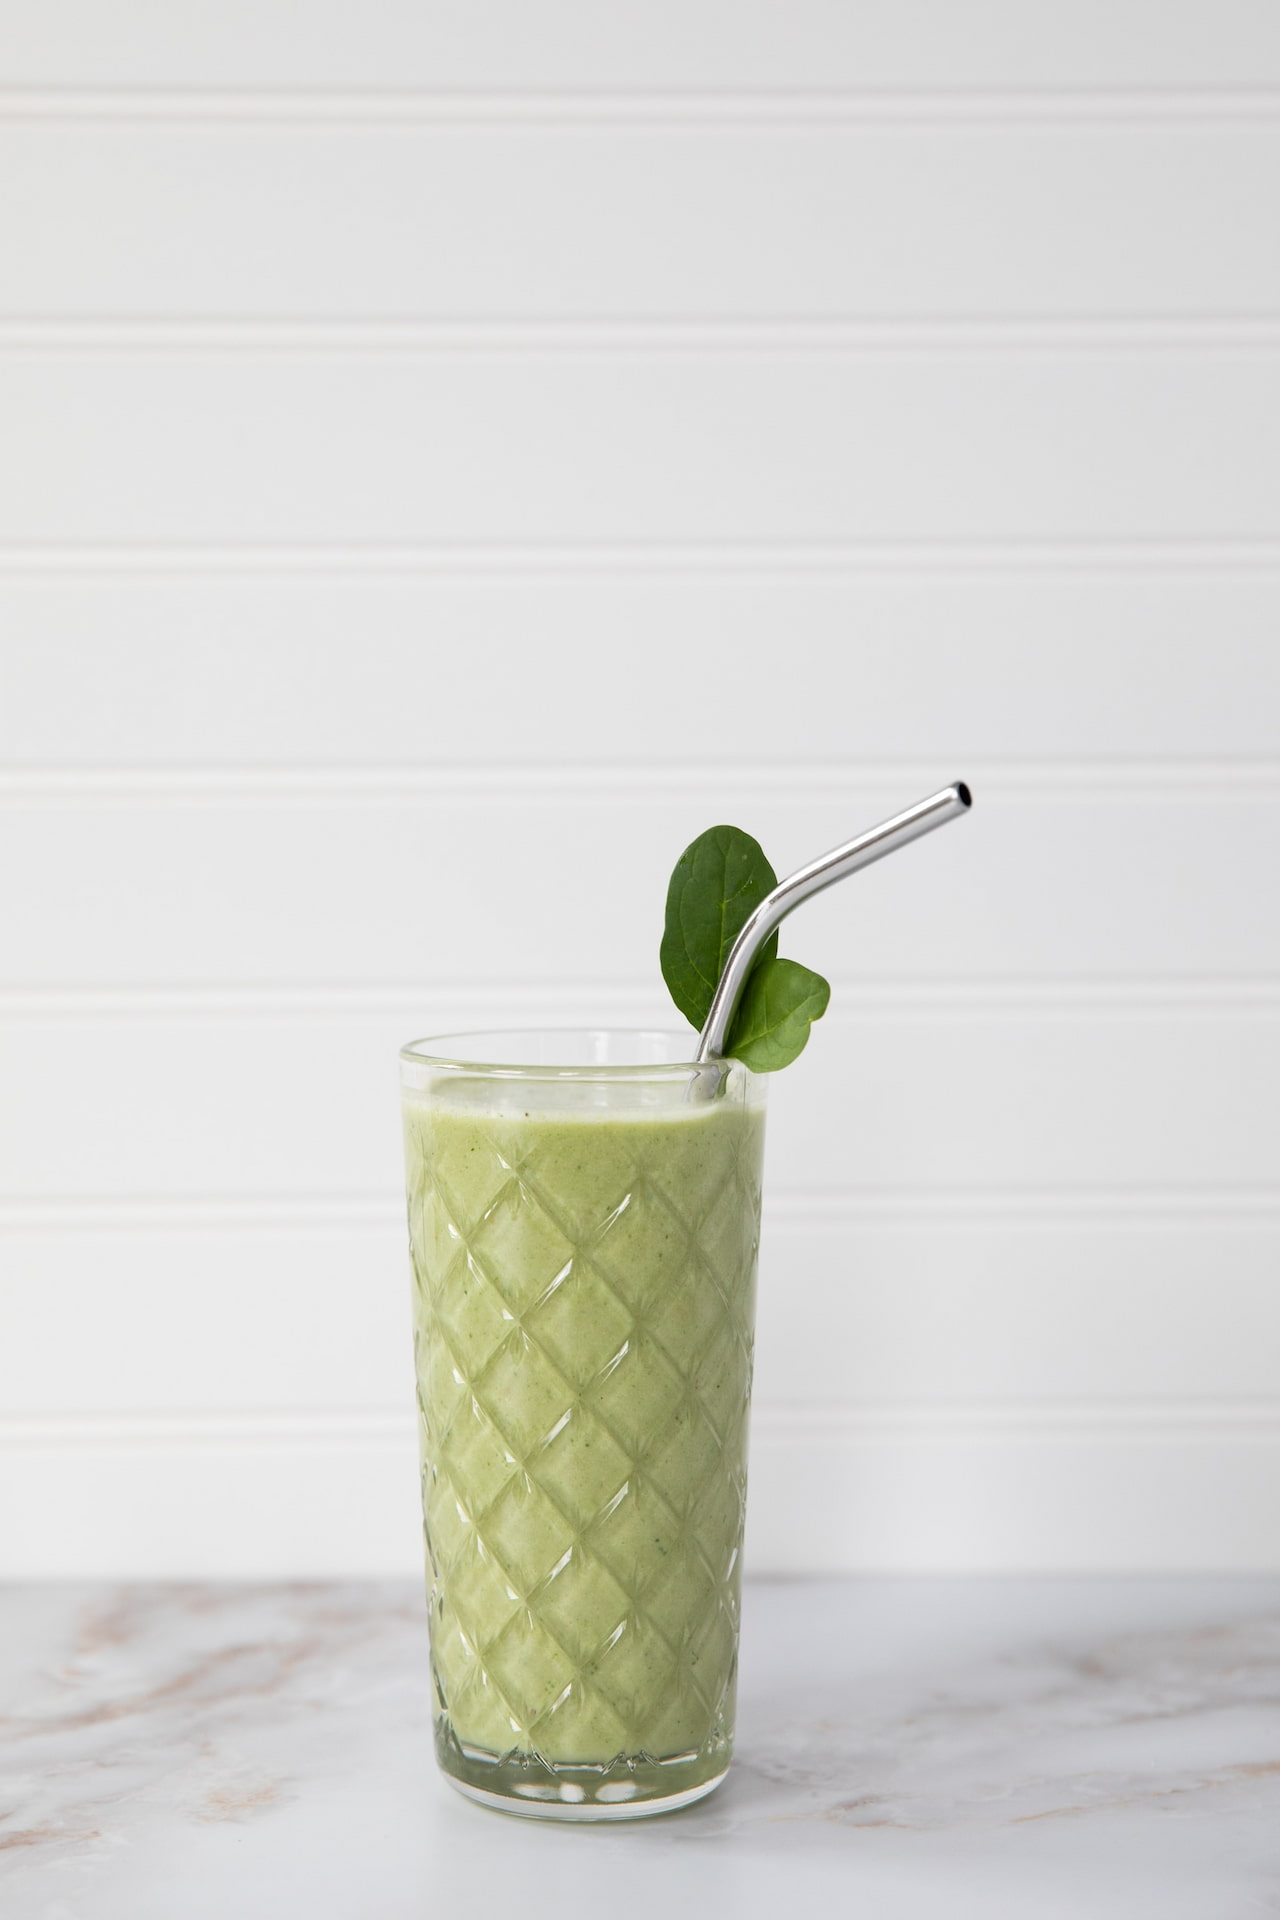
<box><xmin>726</xmin><ymin>956</ymin><xmax>830</xmax><ymax>1070</ymax></box>
<box><xmin>660</xmin><ymin>822</ymin><xmax>831</xmax><ymax>1071</ymax></box>
<box><xmin>659</xmin><ymin>824</ymin><xmax>778</xmax><ymax>1030</ymax></box>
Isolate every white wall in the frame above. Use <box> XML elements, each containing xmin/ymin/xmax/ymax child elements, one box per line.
<box><xmin>2</xmin><ymin>2</ymin><xmax>1278</xmax><ymax>1576</ymax></box>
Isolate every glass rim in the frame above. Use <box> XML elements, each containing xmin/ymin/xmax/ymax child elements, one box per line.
<box><xmin>399</xmin><ymin>1026</ymin><xmax>715</xmax><ymax>1079</ymax></box>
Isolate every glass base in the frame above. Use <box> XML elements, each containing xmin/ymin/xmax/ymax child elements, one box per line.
<box><xmin>444</xmin><ymin>1768</ymin><xmax>728</xmax><ymax>1822</ymax></box>
<box><xmin>436</xmin><ymin>1723</ymin><xmax>731</xmax><ymax>1821</ymax></box>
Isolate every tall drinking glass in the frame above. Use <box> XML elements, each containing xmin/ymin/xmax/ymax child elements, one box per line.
<box><xmin>400</xmin><ymin>1030</ymin><xmax>767</xmax><ymax>1820</ymax></box>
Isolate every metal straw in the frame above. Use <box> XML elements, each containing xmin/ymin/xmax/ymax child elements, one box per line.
<box><xmin>695</xmin><ymin>782</ymin><xmax>972</xmax><ymax>1065</ymax></box>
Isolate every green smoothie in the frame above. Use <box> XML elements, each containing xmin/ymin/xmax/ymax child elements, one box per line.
<box><xmin>402</xmin><ymin>1070</ymin><xmax>765</xmax><ymax>1810</ymax></box>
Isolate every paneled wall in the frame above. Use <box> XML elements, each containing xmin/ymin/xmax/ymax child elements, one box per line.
<box><xmin>3</xmin><ymin>3</ymin><xmax>1278</xmax><ymax>1574</ymax></box>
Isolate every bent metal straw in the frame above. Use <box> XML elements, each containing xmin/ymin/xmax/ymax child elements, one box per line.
<box><xmin>695</xmin><ymin>782</ymin><xmax>973</xmax><ymax>1067</ymax></box>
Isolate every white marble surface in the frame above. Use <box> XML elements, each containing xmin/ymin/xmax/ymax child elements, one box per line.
<box><xmin>2</xmin><ymin>1576</ymin><xmax>1279</xmax><ymax>1919</ymax></box>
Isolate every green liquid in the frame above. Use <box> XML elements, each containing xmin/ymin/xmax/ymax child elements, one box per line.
<box><xmin>403</xmin><ymin>1083</ymin><xmax>764</xmax><ymax>1807</ymax></box>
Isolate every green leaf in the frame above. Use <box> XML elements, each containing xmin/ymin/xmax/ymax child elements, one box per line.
<box><xmin>659</xmin><ymin>820</ymin><xmax>833</xmax><ymax>1073</ymax></box>
<box><xmin>725</xmin><ymin>956</ymin><xmax>831</xmax><ymax>1072</ymax></box>
<box><xmin>660</xmin><ymin>824</ymin><xmax>779</xmax><ymax>1030</ymax></box>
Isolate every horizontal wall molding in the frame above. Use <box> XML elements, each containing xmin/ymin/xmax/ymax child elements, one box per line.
<box><xmin>8</xmin><ymin>1413</ymin><xmax>1280</xmax><ymax>1575</ymax></box>
<box><xmin>8</xmin><ymin>1401</ymin><xmax>1280</xmax><ymax>1449</ymax></box>
<box><xmin>33</xmin><ymin>359</ymin><xmax>1270</xmax><ymax>545</ymax></box>
<box><xmin>1</xmin><ymin>759</ymin><xmax>1277</xmax><ymax>801</ymax></box>
<box><xmin>3</xmin><ymin>88</ymin><xmax>1280</xmax><ymax>125</ymax></box>
<box><xmin>0</xmin><ymin>1411</ymin><xmax>418</xmax><ymax>1447</ymax></box>
<box><xmin>10</xmin><ymin>117</ymin><xmax>1278</xmax><ymax>325</ymax></box>
<box><xmin>0</xmin><ymin>1195</ymin><xmax>398</xmax><ymax>1232</ymax></box>
<box><xmin>5</xmin><ymin>575</ymin><xmax>1274</xmax><ymax>767</ymax></box>
<box><xmin>1</xmin><ymin>979</ymin><xmax>1278</xmax><ymax>1020</ymax></box>
<box><xmin>7</xmin><ymin>1404</ymin><xmax>1280</xmax><ymax>1576</ymax></box>
<box><xmin>759</xmin><ymin>1402</ymin><xmax>1280</xmax><ymax>1439</ymax></box>
<box><xmin>5</xmin><ymin>0</ymin><xmax>1278</xmax><ymax>98</ymax></box>
<box><xmin>770</xmin><ymin>1189</ymin><xmax>1280</xmax><ymax>1223</ymax></box>
<box><xmin>3</xmin><ymin>1189</ymin><xmax>1278</xmax><ymax>1234</ymax></box>
<box><xmin>4</xmin><ymin>542</ymin><xmax>1280</xmax><ymax>576</ymax></box>
<box><xmin>3</xmin><ymin>1013</ymin><xmax>1264</xmax><ymax>1195</ymax></box>
<box><xmin>10</xmin><ymin>1205</ymin><xmax>1279</xmax><ymax>1415</ymax></box>
<box><xmin>7</xmin><ymin>320</ymin><xmax>1280</xmax><ymax>355</ymax></box>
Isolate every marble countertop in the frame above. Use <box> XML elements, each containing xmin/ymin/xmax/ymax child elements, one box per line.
<box><xmin>2</xmin><ymin>1575</ymin><xmax>1279</xmax><ymax>1919</ymax></box>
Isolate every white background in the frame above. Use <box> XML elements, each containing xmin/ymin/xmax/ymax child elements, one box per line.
<box><xmin>2</xmin><ymin>2</ymin><xmax>1278</xmax><ymax>1576</ymax></box>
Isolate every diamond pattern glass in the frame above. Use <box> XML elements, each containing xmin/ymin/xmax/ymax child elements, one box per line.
<box><xmin>402</xmin><ymin>1043</ymin><xmax>766</xmax><ymax>1819</ymax></box>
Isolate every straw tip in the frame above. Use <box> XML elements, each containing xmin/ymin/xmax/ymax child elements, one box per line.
<box><xmin>954</xmin><ymin>780</ymin><xmax>973</xmax><ymax>809</ymax></box>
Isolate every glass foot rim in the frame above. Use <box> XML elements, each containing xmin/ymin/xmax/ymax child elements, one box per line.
<box><xmin>443</xmin><ymin>1767</ymin><xmax>728</xmax><ymax>1822</ymax></box>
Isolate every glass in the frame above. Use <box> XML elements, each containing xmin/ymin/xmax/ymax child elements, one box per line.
<box><xmin>399</xmin><ymin>1029</ymin><xmax>768</xmax><ymax>1820</ymax></box>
